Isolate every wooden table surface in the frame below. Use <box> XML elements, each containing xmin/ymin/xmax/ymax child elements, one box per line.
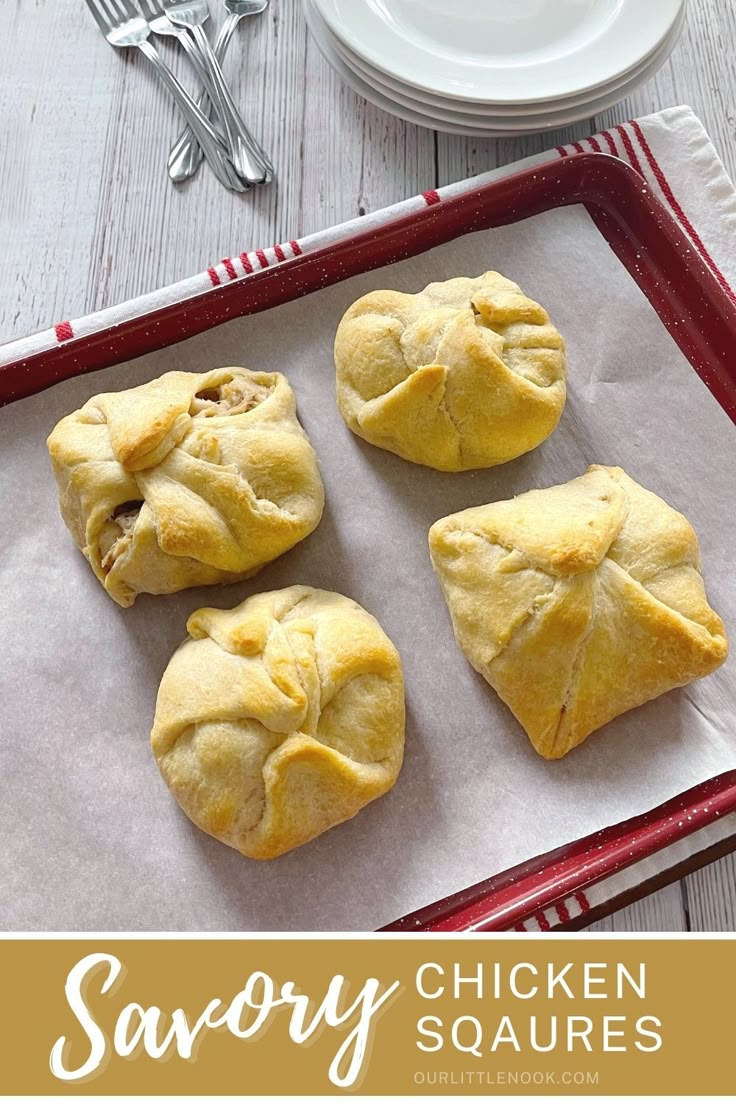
<box><xmin>3</xmin><ymin>0</ymin><xmax>735</xmax><ymax>931</ymax></box>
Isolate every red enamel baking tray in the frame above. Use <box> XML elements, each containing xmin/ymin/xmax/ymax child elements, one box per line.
<box><xmin>5</xmin><ymin>153</ymin><xmax>736</xmax><ymax>931</ymax></box>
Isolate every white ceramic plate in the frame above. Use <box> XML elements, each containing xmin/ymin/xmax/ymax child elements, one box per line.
<box><xmin>317</xmin><ymin>3</ymin><xmax>685</xmax><ymax>131</ymax></box>
<box><xmin>329</xmin><ymin>5</ymin><xmax>686</xmax><ymax>119</ymax></box>
<box><xmin>304</xmin><ymin>0</ymin><xmax>683</xmax><ymax>136</ymax></box>
<box><xmin>312</xmin><ymin>0</ymin><xmax>684</xmax><ymax>105</ymax></box>
<box><xmin>303</xmin><ymin>0</ymin><xmax>505</xmax><ymax>136</ymax></box>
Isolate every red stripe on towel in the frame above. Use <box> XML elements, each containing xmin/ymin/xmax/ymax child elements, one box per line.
<box><xmin>422</xmin><ymin>189</ymin><xmax>441</xmax><ymax>205</ymax></box>
<box><xmin>255</xmin><ymin>249</ymin><xmax>269</xmax><ymax>269</ymax></box>
<box><xmin>554</xmin><ymin>900</ymin><xmax>571</xmax><ymax>924</ymax></box>
<box><xmin>221</xmin><ymin>257</ymin><xmax>238</xmax><ymax>281</ymax></box>
<box><xmin>575</xmin><ymin>890</ymin><xmax>590</xmax><ymax>914</ymax></box>
<box><xmin>239</xmin><ymin>252</ymin><xmax>253</xmax><ymax>275</ymax></box>
<box><xmin>207</xmin><ymin>266</ymin><xmax>221</xmax><ymax>287</ymax></box>
<box><xmin>601</xmin><ymin>130</ymin><xmax>619</xmax><ymax>157</ymax></box>
<box><xmin>615</xmin><ymin>123</ymin><xmax>645</xmax><ymax>176</ymax></box>
<box><xmin>630</xmin><ymin>118</ymin><xmax>736</xmax><ymax>306</ymax></box>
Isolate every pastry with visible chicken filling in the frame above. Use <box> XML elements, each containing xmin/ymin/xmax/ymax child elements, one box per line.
<box><xmin>47</xmin><ymin>367</ymin><xmax>324</xmax><ymax>607</ymax></box>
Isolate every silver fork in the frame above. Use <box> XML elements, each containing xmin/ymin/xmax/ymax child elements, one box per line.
<box><xmin>138</xmin><ymin>0</ymin><xmax>221</xmax><ymax>115</ymax></box>
<box><xmin>168</xmin><ymin>0</ymin><xmax>269</xmax><ymax>183</ymax></box>
<box><xmin>162</xmin><ymin>0</ymin><xmax>272</xmax><ymax>185</ymax></box>
<box><xmin>84</xmin><ymin>0</ymin><xmax>247</xmax><ymax>191</ymax></box>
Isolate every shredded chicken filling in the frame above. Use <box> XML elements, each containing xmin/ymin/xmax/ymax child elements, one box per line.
<box><xmin>191</xmin><ymin>376</ymin><xmax>271</xmax><ymax>417</ymax></box>
<box><xmin>99</xmin><ymin>501</ymin><xmax>143</xmax><ymax>573</ymax></box>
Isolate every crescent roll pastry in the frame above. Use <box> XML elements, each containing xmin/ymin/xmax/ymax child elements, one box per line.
<box><xmin>47</xmin><ymin>368</ymin><xmax>325</xmax><ymax>607</ymax></box>
<box><xmin>429</xmin><ymin>466</ymin><xmax>728</xmax><ymax>759</ymax></box>
<box><xmin>334</xmin><ymin>271</ymin><xmax>566</xmax><ymax>471</ymax></box>
<box><xmin>151</xmin><ymin>586</ymin><xmax>405</xmax><ymax>859</ymax></box>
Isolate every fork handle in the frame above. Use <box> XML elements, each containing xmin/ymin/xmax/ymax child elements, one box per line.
<box><xmin>168</xmin><ymin>13</ymin><xmax>238</xmax><ymax>183</ymax></box>
<box><xmin>137</xmin><ymin>39</ymin><xmax>247</xmax><ymax>192</ymax></box>
<box><xmin>189</xmin><ymin>22</ymin><xmax>272</xmax><ymax>185</ymax></box>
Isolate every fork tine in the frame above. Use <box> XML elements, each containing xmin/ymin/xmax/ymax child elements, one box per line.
<box><xmin>101</xmin><ymin>0</ymin><xmax>124</xmax><ymax>20</ymax></box>
<box><xmin>85</xmin><ymin>0</ymin><xmax>114</xmax><ymax>33</ymax></box>
<box><xmin>98</xmin><ymin>0</ymin><xmax>122</xmax><ymax>24</ymax></box>
<box><xmin>117</xmin><ymin>0</ymin><xmax>142</xmax><ymax>18</ymax></box>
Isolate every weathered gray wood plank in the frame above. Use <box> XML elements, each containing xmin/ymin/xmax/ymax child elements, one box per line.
<box><xmin>594</xmin><ymin>0</ymin><xmax>736</xmax><ymax>179</ymax></box>
<box><xmin>685</xmin><ymin>852</ymin><xmax>736</xmax><ymax>930</ymax></box>
<box><xmin>588</xmin><ymin>882</ymin><xmax>689</xmax><ymax>933</ymax></box>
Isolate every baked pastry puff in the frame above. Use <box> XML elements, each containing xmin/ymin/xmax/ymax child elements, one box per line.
<box><xmin>151</xmin><ymin>586</ymin><xmax>405</xmax><ymax>859</ymax></box>
<box><xmin>335</xmin><ymin>271</ymin><xmax>566</xmax><ymax>471</ymax></box>
<box><xmin>429</xmin><ymin>466</ymin><xmax>728</xmax><ymax>759</ymax></box>
<box><xmin>47</xmin><ymin>368</ymin><xmax>325</xmax><ymax>607</ymax></box>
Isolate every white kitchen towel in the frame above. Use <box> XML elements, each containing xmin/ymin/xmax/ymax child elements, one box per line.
<box><xmin>3</xmin><ymin>104</ymin><xmax>735</xmax><ymax>930</ymax></box>
<box><xmin>2</xmin><ymin>105</ymin><xmax>736</xmax><ymax>367</ymax></box>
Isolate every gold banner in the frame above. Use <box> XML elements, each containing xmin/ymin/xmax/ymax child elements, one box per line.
<box><xmin>0</xmin><ymin>938</ymin><xmax>732</xmax><ymax>1096</ymax></box>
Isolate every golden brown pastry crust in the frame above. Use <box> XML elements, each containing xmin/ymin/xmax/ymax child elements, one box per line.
<box><xmin>151</xmin><ymin>586</ymin><xmax>405</xmax><ymax>859</ymax></box>
<box><xmin>429</xmin><ymin>466</ymin><xmax>728</xmax><ymax>758</ymax></box>
<box><xmin>47</xmin><ymin>368</ymin><xmax>325</xmax><ymax>606</ymax></box>
<box><xmin>335</xmin><ymin>271</ymin><xmax>566</xmax><ymax>471</ymax></box>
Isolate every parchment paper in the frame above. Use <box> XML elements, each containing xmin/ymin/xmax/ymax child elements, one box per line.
<box><xmin>2</xmin><ymin>206</ymin><xmax>735</xmax><ymax>931</ymax></box>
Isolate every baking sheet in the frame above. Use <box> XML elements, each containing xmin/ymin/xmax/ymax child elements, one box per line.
<box><xmin>2</xmin><ymin>205</ymin><xmax>735</xmax><ymax>932</ymax></box>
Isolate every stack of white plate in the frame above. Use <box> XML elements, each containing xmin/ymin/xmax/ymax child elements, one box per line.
<box><xmin>304</xmin><ymin>0</ymin><xmax>686</xmax><ymax>137</ymax></box>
